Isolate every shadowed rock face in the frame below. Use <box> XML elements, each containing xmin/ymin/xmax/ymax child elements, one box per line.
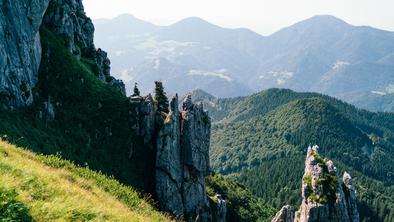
<box><xmin>0</xmin><ymin>0</ymin><xmax>125</xmax><ymax>109</ymax></box>
<box><xmin>43</xmin><ymin>0</ymin><xmax>95</xmax><ymax>57</ymax></box>
<box><xmin>43</xmin><ymin>0</ymin><xmax>124</xmax><ymax>91</ymax></box>
<box><xmin>272</xmin><ymin>145</ymin><xmax>359</xmax><ymax>222</ymax></box>
<box><xmin>272</xmin><ymin>205</ymin><xmax>295</xmax><ymax>222</ymax></box>
<box><xmin>135</xmin><ymin>94</ymin><xmax>213</xmax><ymax>221</ymax></box>
<box><xmin>0</xmin><ymin>0</ymin><xmax>50</xmax><ymax>108</ymax></box>
<box><xmin>156</xmin><ymin>94</ymin><xmax>211</xmax><ymax>221</ymax></box>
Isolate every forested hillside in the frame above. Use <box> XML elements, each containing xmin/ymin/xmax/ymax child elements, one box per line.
<box><xmin>192</xmin><ymin>88</ymin><xmax>394</xmax><ymax>222</ymax></box>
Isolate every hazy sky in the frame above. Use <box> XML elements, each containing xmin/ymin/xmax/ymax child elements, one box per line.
<box><xmin>83</xmin><ymin>0</ymin><xmax>394</xmax><ymax>35</ymax></box>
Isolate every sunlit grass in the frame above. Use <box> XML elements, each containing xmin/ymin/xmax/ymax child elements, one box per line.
<box><xmin>0</xmin><ymin>140</ymin><xmax>172</xmax><ymax>222</ymax></box>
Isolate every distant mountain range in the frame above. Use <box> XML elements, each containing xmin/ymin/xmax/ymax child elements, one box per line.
<box><xmin>94</xmin><ymin>14</ymin><xmax>394</xmax><ymax>111</ymax></box>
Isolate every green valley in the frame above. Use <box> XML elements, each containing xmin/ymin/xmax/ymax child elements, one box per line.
<box><xmin>192</xmin><ymin>88</ymin><xmax>394</xmax><ymax>222</ymax></box>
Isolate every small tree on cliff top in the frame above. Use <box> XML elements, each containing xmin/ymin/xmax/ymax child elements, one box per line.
<box><xmin>154</xmin><ymin>81</ymin><xmax>169</xmax><ymax>113</ymax></box>
<box><xmin>132</xmin><ymin>82</ymin><xmax>140</xmax><ymax>96</ymax></box>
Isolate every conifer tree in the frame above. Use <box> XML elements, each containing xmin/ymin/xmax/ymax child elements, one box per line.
<box><xmin>132</xmin><ymin>82</ymin><xmax>140</xmax><ymax>96</ymax></box>
<box><xmin>154</xmin><ymin>81</ymin><xmax>169</xmax><ymax>113</ymax></box>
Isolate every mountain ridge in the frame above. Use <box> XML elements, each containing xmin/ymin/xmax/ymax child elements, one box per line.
<box><xmin>94</xmin><ymin>14</ymin><xmax>394</xmax><ymax>112</ymax></box>
<box><xmin>190</xmin><ymin>88</ymin><xmax>394</xmax><ymax>221</ymax></box>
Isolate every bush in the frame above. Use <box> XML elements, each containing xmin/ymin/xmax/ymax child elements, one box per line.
<box><xmin>0</xmin><ymin>187</ymin><xmax>33</xmax><ymax>222</ymax></box>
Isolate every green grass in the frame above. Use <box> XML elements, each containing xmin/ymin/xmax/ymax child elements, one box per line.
<box><xmin>0</xmin><ymin>140</ymin><xmax>172</xmax><ymax>222</ymax></box>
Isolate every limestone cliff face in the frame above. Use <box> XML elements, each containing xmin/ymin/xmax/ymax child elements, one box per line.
<box><xmin>272</xmin><ymin>205</ymin><xmax>295</xmax><ymax>222</ymax></box>
<box><xmin>272</xmin><ymin>145</ymin><xmax>359</xmax><ymax>222</ymax></box>
<box><xmin>156</xmin><ymin>94</ymin><xmax>211</xmax><ymax>221</ymax></box>
<box><xmin>43</xmin><ymin>0</ymin><xmax>95</xmax><ymax>57</ymax></box>
<box><xmin>134</xmin><ymin>94</ymin><xmax>217</xmax><ymax>221</ymax></box>
<box><xmin>0</xmin><ymin>0</ymin><xmax>50</xmax><ymax>108</ymax></box>
<box><xmin>43</xmin><ymin>0</ymin><xmax>125</xmax><ymax>91</ymax></box>
<box><xmin>0</xmin><ymin>0</ymin><xmax>125</xmax><ymax>109</ymax></box>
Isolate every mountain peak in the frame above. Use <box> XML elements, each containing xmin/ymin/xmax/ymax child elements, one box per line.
<box><xmin>303</xmin><ymin>14</ymin><xmax>349</xmax><ymax>26</ymax></box>
<box><xmin>171</xmin><ymin>16</ymin><xmax>220</xmax><ymax>29</ymax></box>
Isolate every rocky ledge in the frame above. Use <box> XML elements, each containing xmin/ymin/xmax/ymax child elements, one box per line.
<box><xmin>272</xmin><ymin>145</ymin><xmax>359</xmax><ymax>222</ymax></box>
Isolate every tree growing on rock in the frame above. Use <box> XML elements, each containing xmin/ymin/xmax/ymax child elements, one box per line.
<box><xmin>154</xmin><ymin>81</ymin><xmax>169</xmax><ymax>113</ymax></box>
<box><xmin>132</xmin><ymin>82</ymin><xmax>140</xmax><ymax>97</ymax></box>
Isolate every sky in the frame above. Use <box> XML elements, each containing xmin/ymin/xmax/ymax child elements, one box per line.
<box><xmin>83</xmin><ymin>0</ymin><xmax>394</xmax><ymax>35</ymax></box>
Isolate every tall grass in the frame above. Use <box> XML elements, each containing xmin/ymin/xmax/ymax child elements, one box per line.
<box><xmin>0</xmin><ymin>140</ymin><xmax>172</xmax><ymax>222</ymax></box>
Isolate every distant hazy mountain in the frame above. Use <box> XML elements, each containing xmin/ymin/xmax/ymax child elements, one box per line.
<box><xmin>94</xmin><ymin>14</ymin><xmax>394</xmax><ymax>110</ymax></box>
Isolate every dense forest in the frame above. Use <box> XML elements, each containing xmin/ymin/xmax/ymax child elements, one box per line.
<box><xmin>191</xmin><ymin>88</ymin><xmax>394</xmax><ymax>222</ymax></box>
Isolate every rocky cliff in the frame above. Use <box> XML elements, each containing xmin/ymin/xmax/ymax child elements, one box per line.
<box><xmin>0</xmin><ymin>0</ymin><xmax>125</xmax><ymax>110</ymax></box>
<box><xmin>2</xmin><ymin>1</ymin><xmax>222</xmax><ymax>220</ymax></box>
<box><xmin>0</xmin><ymin>0</ymin><xmax>50</xmax><ymax>108</ymax></box>
<box><xmin>132</xmin><ymin>94</ymin><xmax>224</xmax><ymax>221</ymax></box>
<box><xmin>156</xmin><ymin>94</ymin><xmax>212</xmax><ymax>221</ymax></box>
<box><xmin>43</xmin><ymin>0</ymin><xmax>126</xmax><ymax>91</ymax></box>
<box><xmin>272</xmin><ymin>145</ymin><xmax>359</xmax><ymax>222</ymax></box>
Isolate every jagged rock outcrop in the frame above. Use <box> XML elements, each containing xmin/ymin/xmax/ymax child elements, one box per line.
<box><xmin>134</xmin><ymin>93</ymin><xmax>216</xmax><ymax>221</ymax></box>
<box><xmin>214</xmin><ymin>195</ymin><xmax>227</xmax><ymax>222</ymax></box>
<box><xmin>155</xmin><ymin>95</ymin><xmax>184</xmax><ymax>215</ymax></box>
<box><xmin>0</xmin><ymin>0</ymin><xmax>125</xmax><ymax>109</ymax></box>
<box><xmin>156</xmin><ymin>94</ymin><xmax>212</xmax><ymax>221</ymax></box>
<box><xmin>272</xmin><ymin>145</ymin><xmax>359</xmax><ymax>222</ymax></box>
<box><xmin>272</xmin><ymin>205</ymin><xmax>295</xmax><ymax>222</ymax></box>
<box><xmin>0</xmin><ymin>0</ymin><xmax>50</xmax><ymax>108</ymax></box>
<box><xmin>343</xmin><ymin>172</ymin><xmax>360</xmax><ymax>222</ymax></box>
<box><xmin>43</xmin><ymin>0</ymin><xmax>95</xmax><ymax>57</ymax></box>
<box><xmin>181</xmin><ymin>95</ymin><xmax>211</xmax><ymax>215</ymax></box>
<box><xmin>43</xmin><ymin>0</ymin><xmax>123</xmax><ymax>90</ymax></box>
<box><xmin>95</xmin><ymin>48</ymin><xmax>111</xmax><ymax>81</ymax></box>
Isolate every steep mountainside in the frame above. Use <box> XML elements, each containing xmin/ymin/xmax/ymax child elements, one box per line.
<box><xmin>0</xmin><ymin>140</ymin><xmax>171</xmax><ymax>221</ymax></box>
<box><xmin>0</xmin><ymin>1</ymin><xmax>277</xmax><ymax>221</ymax></box>
<box><xmin>95</xmin><ymin>15</ymin><xmax>394</xmax><ymax>112</ymax></box>
<box><xmin>191</xmin><ymin>89</ymin><xmax>394</xmax><ymax>221</ymax></box>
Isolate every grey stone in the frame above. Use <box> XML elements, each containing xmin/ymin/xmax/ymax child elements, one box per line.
<box><xmin>155</xmin><ymin>95</ymin><xmax>184</xmax><ymax>216</ymax></box>
<box><xmin>274</xmin><ymin>145</ymin><xmax>359</xmax><ymax>222</ymax></box>
<box><xmin>95</xmin><ymin>48</ymin><xmax>111</xmax><ymax>81</ymax></box>
<box><xmin>43</xmin><ymin>0</ymin><xmax>95</xmax><ymax>57</ymax></box>
<box><xmin>343</xmin><ymin>172</ymin><xmax>360</xmax><ymax>222</ymax></box>
<box><xmin>271</xmin><ymin>205</ymin><xmax>294</xmax><ymax>222</ymax></box>
<box><xmin>152</xmin><ymin>94</ymin><xmax>215</xmax><ymax>221</ymax></box>
<box><xmin>43</xmin><ymin>0</ymin><xmax>124</xmax><ymax>93</ymax></box>
<box><xmin>0</xmin><ymin>0</ymin><xmax>50</xmax><ymax>108</ymax></box>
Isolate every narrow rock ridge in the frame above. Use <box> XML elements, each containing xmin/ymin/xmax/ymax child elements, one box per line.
<box><xmin>272</xmin><ymin>145</ymin><xmax>359</xmax><ymax>222</ymax></box>
<box><xmin>156</xmin><ymin>94</ymin><xmax>211</xmax><ymax>221</ymax></box>
<box><xmin>0</xmin><ymin>0</ymin><xmax>50</xmax><ymax>108</ymax></box>
<box><xmin>132</xmin><ymin>94</ymin><xmax>220</xmax><ymax>222</ymax></box>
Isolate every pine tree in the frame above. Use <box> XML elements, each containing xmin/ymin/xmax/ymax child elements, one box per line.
<box><xmin>132</xmin><ymin>82</ymin><xmax>140</xmax><ymax>96</ymax></box>
<box><xmin>154</xmin><ymin>81</ymin><xmax>169</xmax><ymax>113</ymax></box>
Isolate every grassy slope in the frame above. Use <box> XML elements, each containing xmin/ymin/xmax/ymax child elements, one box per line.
<box><xmin>0</xmin><ymin>140</ymin><xmax>171</xmax><ymax>221</ymax></box>
<box><xmin>198</xmin><ymin>89</ymin><xmax>394</xmax><ymax>222</ymax></box>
